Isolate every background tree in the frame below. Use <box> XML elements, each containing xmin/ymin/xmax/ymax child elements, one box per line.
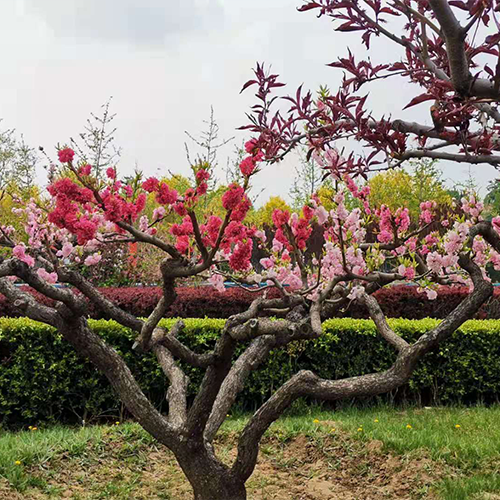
<box><xmin>69</xmin><ymin>99</ymin><xmax>121</xmax><ymax>181</ymax></box>
<box><xmin>250</xmin><ymin>195</ymin><xmax>292</xmax><ymax>227</ymax></box>
<box><xmin>290</xmin><ymin>147</ymin><xmax>328</xmax><ymax>209</ymax></box>
<box><xmin>484</xmin><ymin>178</ymin><xmax>500</xmax><ymax>218</ymax></box>
<box><xmin>0</xmin><ymin>124</ymin><xmax>38</xmax><ymax>254</ymax></box>
<box><xmin>368</xmin><ymin>159</ymin><xmax>452</xmax><ymax>217</ymax></box>
<box><xmin>0</xmin><ymin>124</ymin><xmax>37</xmax><ymax>197</ymax></box>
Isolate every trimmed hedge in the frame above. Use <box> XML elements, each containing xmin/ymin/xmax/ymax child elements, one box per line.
<box><xmin>2</xmin><ymin>285</ymin><xmax>500</xmax><ymax>320</ymax></box>
<box><xmin>1</xmin><ymin>317</ymin><xmax>500</xmax><ymax>427</ymax></box>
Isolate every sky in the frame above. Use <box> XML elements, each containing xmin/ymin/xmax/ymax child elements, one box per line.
<box><xmin>0</xmin><ymin>0</ymin><xmax>498</xmax><ymax>205</ymax></box>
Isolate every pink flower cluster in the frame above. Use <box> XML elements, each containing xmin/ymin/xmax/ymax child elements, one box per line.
<box><xmin>13</xmin><ymin>243</ymin><xmax>35</xmax><ymax>267</ymax></box>
<box><xmin>419</xmin><ymin>201</ymin><xmax>436</xmax><ymax>224</ymax></box>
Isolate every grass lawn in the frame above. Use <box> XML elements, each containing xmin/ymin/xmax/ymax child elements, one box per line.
<box><xmin>1</xmin><ymin>405</ymin><xmax>500</xmax><ymax>499</ymax></box>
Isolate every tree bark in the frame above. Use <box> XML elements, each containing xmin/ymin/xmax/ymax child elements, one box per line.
<box><xmin>175</xmin><ymin>445</ymin><xmax>247</xmax><ymax>500</ymax></box>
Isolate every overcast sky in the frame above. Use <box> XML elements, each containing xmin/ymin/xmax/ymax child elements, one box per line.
<box><xmin>0</xmin><ymin>0</ymin><xmax>498</xmax><ymax>204</ymax></box>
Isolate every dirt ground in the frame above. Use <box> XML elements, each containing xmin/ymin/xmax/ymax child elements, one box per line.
<box><xmin>0</xmin><ymin>425</ymin><xmax>449</xmax><ymax>499</ymax></box>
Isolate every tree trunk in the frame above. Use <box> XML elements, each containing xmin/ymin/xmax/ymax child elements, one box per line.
<box><xmin>175</xmin><ymin>445</ymin><xmax>247</xmax><ymax>500</ymax></box>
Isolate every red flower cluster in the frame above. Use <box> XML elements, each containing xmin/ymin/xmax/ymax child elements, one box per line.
<box><xmin>229</xmin><ymin>239</ymin><xmax>253</xmax><ymax>271</ymax></box>
<box><xmin>272</xmin><ymin>209</ymin><xmax>290</xmax><ymax>228</ymax></box>
<box><xmin>239</xmin><ymin>156</ymin><xmax>256</xmax><ymax>177</ymax></box>
<box><xmin>47</xmin><ymin>179</ymin><xmax>98</xmax><ymax>244</ymax></box>
<box><xmin>195</xmin><ymin>169</ymin><xmax>210</xmax><ymax>182</ymax></box>
<box><xmin>142</xmin><ymin>177</ymin><xmax>160</xmax><ymax>193</ymax></box>
<box><xmin>170</xmin><ymin>216</ymin><xmax>195</xmax><ymax>255</ymax></box>
<box><xmin>58</xmin><ymin>148</ymin><xmax>75</xmax><ymax>164</ymax></box>
<box><xmin>170</xmin><ymin>216</ymin><xmax>194</xmax><ymax>237</ymax></box>
<box><xmin>231</xmin><ymin>194</ymin><xmax>251</xmax><ymax>222</ymax></box>
<box><xmin>101</xmin><ymin>191</ymin><xmax>146</xmax><ymax>223</ymax></box>
<box><xmin>239</xmin><ymin>139</ymin><xmax>264</xmax><ymax>177</ymax></box>
<box><xmin>79</xmin><ymin>164</ymin><xmax>92</xmax><ymax>176</ymax></box>
<box><xmin>291</xmin><ymin>217</ymin><xmax>312</xmax><ymax>250</ymax></box>
<box><xmin>156</xmin><ymin>183</ymin><xmax>179</xmax><ymax>205</ymax></box>
<box><xmin>201</xmin><ymin>215</ymin><xmax>223</xmax><ymax>248</ymax></box>
<box><xmin>222</xmin><ymin>184</ymin><xmax>245</xmax><ymax>210</ymax></box>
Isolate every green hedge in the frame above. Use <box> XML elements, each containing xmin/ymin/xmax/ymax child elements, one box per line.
<box><xmin>1</xmin><ymin>317</ymin><xmax>500</xmax><ymax>427</ymax></box>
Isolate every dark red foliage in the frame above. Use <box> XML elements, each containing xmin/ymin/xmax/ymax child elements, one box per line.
<box><xmin>2</xmin><ymin>285</ymin><xmax>500</xmax><ymax>320</ymax></box>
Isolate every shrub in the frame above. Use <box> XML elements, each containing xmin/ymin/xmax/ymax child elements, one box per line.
<box><xmin>1</xmin><ymin>317</ymin><xmax>500</xmax><ymax>427</ymax></box>
<box><xmin>1</xmin><ymin>285</ymin><xmax>500</xmax><ymax>320</ymax></box>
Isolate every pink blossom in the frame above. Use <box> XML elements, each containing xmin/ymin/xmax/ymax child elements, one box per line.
<box><xmin>397</xmin><ymin>264</ymin><xmax>416</xmax><ymax>280</ymax></box>
<box><xmin>426</xmin><ymin>252</ymin><xmax>443</xmax><ymax>274</ymax></box>
<box><xmin>84</xmin><ymin>253</ymin><xmax>102</xmax><ymax>266</ymax></box>
<box><xmin>139</xmin><ymin>216</ymin><xmax>149</xmax><ymax>232</ymax></box>
<box><xmin>316</xmin><ymin>206</ymin><xmax>329</xmax><ymax>225</ymax></box>
<box><xmin>57</xmin><ymin>242</ymin><xmax>73</xmax><ymax>258</ymax></box>
<box><xmin>152</xmin><ymin>206</ymin><xmax>166</xmax><ymax>221</ymax></box>
<box><xmin>260</xmin><ymin>257</ymin><xmax>274</xmax><ymax>270</ymax></box>
<box><xmin>347</xmin><ymin>286</ymin><xmax>365</xmax><ymax>300</ymax></box>
<box><xmin>377</xmin><ymin>229</ymin><xmax>393</xmax><ymax>244</ymax></box>
<box><xmin>209</xmin><ymin>273</ymin><xmax>226</xmax><ymax>293</ymax></box>
<box><xmin>106</xmin><ymin>168</ymin><xmax>116</xmax><ymax>179</ymax></box>
<box><xmin>254</xmin><ymin>229</ymin><xmax>266</xmax><ymax>242</ymax></box>
<box><xmin>493</xmin><ymin>216</ymin><xmax>500</xmax><ymax>234</ymax></box>
<box><xmin>13</xmin><ymin>244</ymin><xmax>35</xmax><ymax>267</ymax></box>
<box><xmin>37</xmin><ymin>268</ymin><xmax>58</xmax><ymax>284</ymax></box>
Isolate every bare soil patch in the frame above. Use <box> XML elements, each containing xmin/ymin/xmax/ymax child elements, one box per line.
<box><xmin>0</xmin><ymin>429</ymin><xmax>446</xmax><ymax>499</ymax></box>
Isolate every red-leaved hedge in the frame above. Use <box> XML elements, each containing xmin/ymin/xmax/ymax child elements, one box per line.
<box><xmin>2</xmin><ymin>285</ymin><xmax>500</xmax><ymax>319</ymax></box>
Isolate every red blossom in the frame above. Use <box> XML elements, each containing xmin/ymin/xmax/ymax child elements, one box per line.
<box><xmin>229</xmin><ymin>239</ymin><xmax>253</xmax><ymax>271</ymax></box>
<box><xmin>156</xmin><ymin>183</ymin><xmax>178</xmax><ymax>205</ymax></box>
<box><xmin>196</xmin><ymin>169</ymin><xmax>210</xmax><ymax>182</ymax></box>
<box><xmin>142</xmin><ymin>177</ymin><xmax>160</xmax><ymax>193</ymax></box>
<box><xmin>79</xmin><ymin>164</ymin><xmax>92</xmax><ymax>176</ymax></box>
<box><xmin>58</xmin><ymin>148</ymin><xmax>74</xmax><ymax>163</ymax></box>
<box><xmin>222</xmin><ymin>184</ymin><xmax>245</xmax><ymax>211</ymax></box>
<box><xmin>239</xmin><ymin>156</ymin><xmax>256</xmax><ymax>177</ymax></box>
<box><xmin>272</xmin><ymin>209</ymin><xmax>290</xmax><ymax>228</ymax></box>
<box><xmin>231</xmin><ymin>194</ymin><xmax>252</xmax><ymax>222</ymax></box>
<box><xmin>74</xmin><ymin>218</ymin><xmax>98</xmax><ymax>245</ymax></box>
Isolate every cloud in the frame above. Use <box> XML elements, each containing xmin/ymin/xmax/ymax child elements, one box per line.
<box><xmin>23</xmin><ymin>0</ymin><xmax>224</xmax><ymax>46</ymax></box>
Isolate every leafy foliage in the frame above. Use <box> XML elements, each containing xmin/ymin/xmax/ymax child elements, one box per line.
<box><xmin>2</xmin><ymin>317</ymin><xmax>500</xmax><ymax>427</ymax></box>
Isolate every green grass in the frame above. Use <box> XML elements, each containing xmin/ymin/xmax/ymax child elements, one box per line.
<box><xmin>438</xmin><ymin>474</ymin><xmax>500</xmax><ymax>500</ymax></box>
<box><xmin>304</xmin><ymin>405</ymin><xmax>500</xmax><ymax>468</ymax></box>
<box><xmin>1</xmin><ymin>405</ymin><xmax>500</xmax><ymax>499</ymax></box>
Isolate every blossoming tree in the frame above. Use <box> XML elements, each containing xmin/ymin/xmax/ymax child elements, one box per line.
<box><xmin>2</xmin><ymin>1</ymin><xmax>500</xmax><ymax>497</ymax></box>
<box><xmin>1</xmin><ymin>141</ymin><xmax>500</xmax><ymax>499</ymax></box>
